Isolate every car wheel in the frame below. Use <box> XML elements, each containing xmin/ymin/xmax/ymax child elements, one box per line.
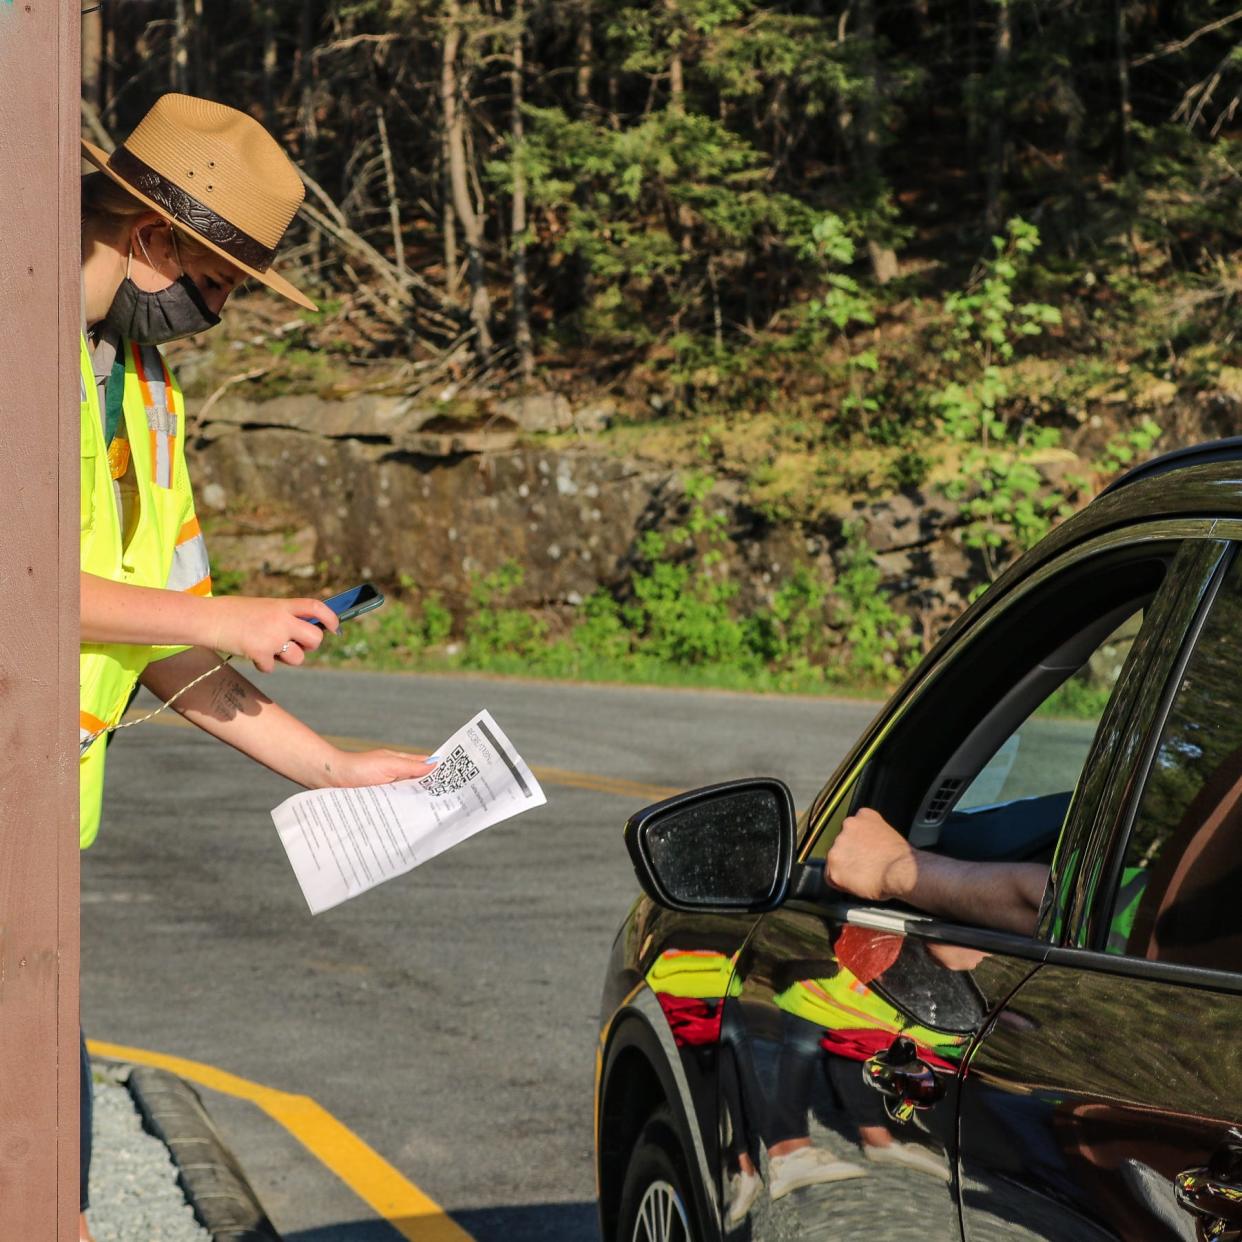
<box><xmin>617</xmin><ymin>1105</ymin><xmax>699</xmax><ymax>1242</ymax></box>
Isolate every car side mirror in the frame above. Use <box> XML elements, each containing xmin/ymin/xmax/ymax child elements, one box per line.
<box><xmin>624</xmin><ymin>778</ymin><xmax>796</xmax><ymax>913</ymax></box>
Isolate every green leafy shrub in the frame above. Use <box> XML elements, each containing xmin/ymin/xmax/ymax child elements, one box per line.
<box><xmin>829</xmin><ymin>522</ymin><xmax>921</xmax><ymax>683</ymax></box>
<box><xmin>931</xmin><ymin>218</ymin><xmax>1069</xmax><ymax>577</ymax></box>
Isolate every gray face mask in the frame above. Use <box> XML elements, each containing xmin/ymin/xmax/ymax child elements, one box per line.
<box><xmin>103</xmin><ymin>233</ymin><xmax>222</xmax><ymax>344</ymax></box>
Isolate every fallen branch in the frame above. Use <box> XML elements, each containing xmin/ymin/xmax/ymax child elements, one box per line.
<box><xmin>375</xmin><ymin>105</ymin><xmax>406</xmax><ymax>279</ymax></box>
<box><xmin>80</xmin><ymin>97</ymin><xmax>113</xmax><ymax>150</ymax></box>
<box><xmin>296</xmin><ymin>163</ymin><xmax>463</xmax><ymax>330</ymax></box>
<box><xmin>313</xmin><ymin>31</ymin><xmax>403</xmax><ymax>59</ymax></box>
<box><xmin>189</xmin><ymin>366</ymin><xmax>272</xmax><ymax>436</ymax></box>
<box><xmin>1133</xmin><ymin>8</ymin><xmax>1242</xmax><ymax>68</ymax></box>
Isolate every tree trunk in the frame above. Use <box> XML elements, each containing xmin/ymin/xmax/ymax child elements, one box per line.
<box><xmin>573</xmin><ymin>0</ymin><xmax>594</xmax><ymax>309</ymax></box>
<box><xmin>297</xmin><ymin>0</ymin><xmax>323</xmax><ymax>270</ymax></box>
<box><xmin>376</xmin><ymin>105</ymin><xmax>406</xmax><ymax>279</ymax></box>
<box><xmin>608</xmin><ymin>70</ymin><xmax>621</xmax><ymax>129</ymax></box>
<box><xmin>666</xmin><ymin>0</ymin><xmax>685</xmax><ymax>115</ymax></box>
<box><xmin>511</xmin><ymin>0</ymin><xmax>534</xmax><ymax>384</ymax></box>
<box><xmin>442</xmin><ymin>0</ymin><xmax>494</xmax><ymax>354</ymax></box>
<box><xmin>855</xmin><ymin>0</ymin><xmax>898</xmax><ymax>283</ymax></box>
<box><xmin>576</xmin><ymin>0</ymin><xmax>593</xmax><ymax>114</ymax></box>
<box><xmin>262</xmin><ymin>2</ymin><xmax>278</xmax><ymax>125</ymax></box>
<box><xmin>663</xmin><ymin>0</ymin><xmax>694</xmax><ymax>255</ymax></box>
<box><xmin>965</xmin><ymin>0</ymin><xmax>979</xmax><ymax>158</ymax></box>
<box><xmin>443</xmin><ymin>127</ymin><xmax>459</xmax><ymax>297</ymax></box>
<box><xmin>190</xmin><ymin>0</ymin><xmax>204</xmax><ymax>94</ymax></box>
<box><xmin>1116</xmin><ymin>0</ymin><xmax>1133</xmax><ymax>176</ymax></box>
<box><xmin>82</xmin><ymin>4</ymin><xmax>104</xmax><ymax>112</ymax></box>
<box><xmin>172</xmin><ymin>0</ymin><xmax>189</xmax><ymax>93</ymax></box>
<box><xmin>298</xmin><ymin>0</ymin><xmax>319</xmax><ymax>169</ymax></box>
<box><xmin>1058</xmin><ymin>53</ymin><xmax>1086</xmax><ymax>240</ymax></box>
<box><xmin>984</xmin><ymin>0</ymin><xmax>1011</xmax><ymax>233</ymax></box>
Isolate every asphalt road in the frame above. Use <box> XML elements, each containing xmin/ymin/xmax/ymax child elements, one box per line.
<box><xmin>82</xmin><ymin>668</ymin><xmax>882</xmax><ymax>1242</ymax></box>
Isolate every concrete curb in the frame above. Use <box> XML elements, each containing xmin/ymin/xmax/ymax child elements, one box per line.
<box><xmin>124</xmin><ymin>1064</ymin><xmax>280</xmax><ymax>1242</ymax></box>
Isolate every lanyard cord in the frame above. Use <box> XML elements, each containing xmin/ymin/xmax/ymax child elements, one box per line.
<box><xmin>79</xmin><ymin>654</ymin><xmax>233</xmax><ymax>757</ymax></box>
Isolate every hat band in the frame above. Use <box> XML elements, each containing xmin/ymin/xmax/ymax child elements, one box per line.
<box><xmin>108</xmin><ymin>146</ymin><xmax>277</xmax><ymax>273</ymax></box>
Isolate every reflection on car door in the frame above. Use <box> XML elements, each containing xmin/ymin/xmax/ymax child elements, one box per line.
<box><xmin>721</xmin><ymin>908</ymin><xmax>1037</xmax><ymax>1241</ymax></box>
<box><xmin>960</xmin><ymin>541</ymin><xmax>1242</xmax><ymax>1242</ymax></box>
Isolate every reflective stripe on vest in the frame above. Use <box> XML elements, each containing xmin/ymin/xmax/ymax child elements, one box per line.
<box><xmin>130</xmin><ymin>341</ymin><xmax>177</xmax><ymax>488</ymax></box>
<box><xmin>79</xmin><ymin>333</ymin><xmax>211</xmax><ymax>850</ymax></box>
<box><xmin>167</xmin><ymin>517</ymin><xmax>211</xmax><ymax>594</ymax></box>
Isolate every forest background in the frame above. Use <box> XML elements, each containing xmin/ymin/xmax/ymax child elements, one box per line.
<box><xmin>82</xmin><ymin>0</ymin><xmax>1242</xmax><ymax>694</ymax></box>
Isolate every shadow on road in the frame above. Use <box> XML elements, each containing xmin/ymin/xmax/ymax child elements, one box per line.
<box><xmin>454</xmin><ymin>1200</ymin><xmax>600</xmax><ymax>1241</ymax></box>
<box><xmin>283</xmin><ymin>1200</ymin><xmax>599</xmax><ymax>1242</ymax></box>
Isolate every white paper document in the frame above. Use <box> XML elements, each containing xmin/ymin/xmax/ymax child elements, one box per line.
<box><xmin>271</xmin><ymin>710</ymin><xmax>545</xmax><ymax>914</ymax></box>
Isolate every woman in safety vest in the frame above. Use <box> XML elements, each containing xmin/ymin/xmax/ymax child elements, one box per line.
<box><xmin>77</xmin><ymin>95</ymin><xmax>434</xmax><ymax>1242</ymax></box>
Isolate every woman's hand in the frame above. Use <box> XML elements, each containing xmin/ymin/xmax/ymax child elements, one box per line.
<box><xmin>206</xmin><ymin>596</ymin><xmax>339</xmax><ymax>672</ymax></box>
<box><xmin>320</xmin><ymin>748</ymin><xmax>436</xmax><ymax>788</ymax></box>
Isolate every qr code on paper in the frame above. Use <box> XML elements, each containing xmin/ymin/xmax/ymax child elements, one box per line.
<box><xmin>418</xmin><ymin>744</ymin><xmax>480</xmax><ymax>797</ymax></box>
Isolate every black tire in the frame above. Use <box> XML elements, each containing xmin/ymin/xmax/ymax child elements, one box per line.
<box><xmin>617</xmin><ymin>1105</ymin><xmax>701</xmax><ymax>1242</ymax></box>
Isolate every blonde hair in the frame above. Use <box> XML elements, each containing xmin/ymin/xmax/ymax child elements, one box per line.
<box><xmin>81</xmin><ymin>170</ymin><xmax>213</xmax><ymax>261</ymax></box>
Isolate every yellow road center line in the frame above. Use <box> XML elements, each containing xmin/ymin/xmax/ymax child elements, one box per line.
<box><xmin>122</xmin><ymin>709</ymin><xmax>681</xmax><ymax>803</ymax></box>
<box><xmin>88</xmin><ymin>1039</ymin><xmax>475</xmax><ymax>1242</ymax></box>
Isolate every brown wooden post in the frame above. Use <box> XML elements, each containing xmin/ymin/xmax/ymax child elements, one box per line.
<box><xmin>0</xmin><ymin>2</ymin><xmax>81</xmax><ymax>1239</ymax></box>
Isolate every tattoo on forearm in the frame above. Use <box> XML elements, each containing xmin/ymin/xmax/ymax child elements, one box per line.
<box><xmin>208</xmin><ymin>669</ymin><xmax>250</xmax><ymax>721</ymax></box>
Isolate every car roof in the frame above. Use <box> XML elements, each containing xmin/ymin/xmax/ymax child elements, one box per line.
<box><xmin>1031</xmin><ymin>443</ymin><xmax>1242</xmax><ymax>566</ymax></box>
<box><xmin>1099</xmin><ymin>436</ymin><xmax>1242</xmax><ymax>497</ymax></box>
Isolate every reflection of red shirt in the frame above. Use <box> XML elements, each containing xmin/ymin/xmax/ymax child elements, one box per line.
<box><xmin>655</xmin><ymin>994</ymin><xmax>723</xmax><ymax>1047</ymax></box>
<box><xmin>819</xmin><ymin>1026</ymin><xmax>958</xmax><ymax>1071</ymax></box>
<box><xmin>834</xmin><ymin>925</ymin><xmax>903</xmax><ymax>983</ymax></box>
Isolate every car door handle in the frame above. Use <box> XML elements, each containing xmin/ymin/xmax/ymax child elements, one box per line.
<box><xmin>1176</xmin><ymin>1129</ymin><xmax>1242</xmax><ymax>1230</ymax></box>
<box><xmin>863</xmin><ymin>1036</ymin><xmax>944</xmax><ymax>1107</ymax></box>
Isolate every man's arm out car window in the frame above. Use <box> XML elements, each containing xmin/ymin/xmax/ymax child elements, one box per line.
<box><xmin>811</xmin><ymin>554</ymin><xmax>1170</xmax><ymax>937</ymax></box>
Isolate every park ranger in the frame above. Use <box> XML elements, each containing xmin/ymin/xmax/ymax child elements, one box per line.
<box><xmin>77</xmin><ymin>94</ymin><xmax>433</xmax><ymax>1241</ymax></box>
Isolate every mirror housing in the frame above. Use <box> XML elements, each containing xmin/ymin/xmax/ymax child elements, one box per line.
<box><xmin>624</xmin><ymin>778</ymin><xmax>796</xmax><ymax>914</ymax></box>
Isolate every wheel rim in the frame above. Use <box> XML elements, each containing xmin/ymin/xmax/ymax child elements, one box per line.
<box><xmin>631</xmin><ymin>1179</ymin><xmax>691</xmax><ymax>1242</ymax></box>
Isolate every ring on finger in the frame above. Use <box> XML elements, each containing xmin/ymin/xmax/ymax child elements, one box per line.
<box><xmin>280</xmin><ymin>642</ymin><xmax>291</xmax><ymax>654</ymax></box>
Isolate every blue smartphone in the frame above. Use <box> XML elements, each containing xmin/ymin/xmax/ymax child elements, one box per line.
<box><xmin>316</xmin><ymin>583</ymin><xmax>385</xmax><ymax>627</ymax></box>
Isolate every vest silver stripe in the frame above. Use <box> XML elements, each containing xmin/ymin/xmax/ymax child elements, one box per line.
<box><xmin>138</xmin><ymin>345</ymin><xmax>176</xmax><ymax>488</ymax></box>
<box><xmin>166</xmin><ymin>533</ymin><xmax>211</xmax><ymax>592</ymax></box>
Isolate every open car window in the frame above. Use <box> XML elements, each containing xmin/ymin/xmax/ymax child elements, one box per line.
<box><xmin>926</xmin><ymin>607</ymin><xmax>1145</xmax><ymax>865</ymax></box>
<box><xmin>805</xmin><ymin>547</ymin><xmax>1173</xmax><ymax>918</ymax></box>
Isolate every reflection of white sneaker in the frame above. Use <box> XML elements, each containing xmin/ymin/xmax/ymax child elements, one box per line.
<box><xmin>864</xmin><ymin>1141</ymin><xmax>951</xmax><ymax>1181</ymax></box>
<box><xmin>725</xmin><ymin>1169</ymin><xmax>762</xmax><ymax>1229</ymax></box>
<box><xmin>768</xmin><ymin>1147</ymin><xmax>866</xmax><ymax>1200</ymax></box>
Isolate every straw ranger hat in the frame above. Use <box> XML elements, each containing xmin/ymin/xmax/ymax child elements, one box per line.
<box><xmin>82</xmin><ymin>93</ymin><xmax>316</xmax><ymax>311</ymax></box>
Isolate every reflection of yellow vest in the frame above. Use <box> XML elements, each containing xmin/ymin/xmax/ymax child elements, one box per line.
<box><xmin>774</xmin><ymin>969</ymin><xmax>959</xmax><ymax>1059</ymax></box>
<box><xmin>79</xmin><ymin>333</ymin><xmax>210</xmax><ymax>848</ymax></box>
<box><xmin>646</xmin><ymin>949</ymin><xmax>742</xmax><ymax>1001</ymax></box>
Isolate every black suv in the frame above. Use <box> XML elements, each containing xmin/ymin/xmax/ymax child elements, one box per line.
<box><xmin>595</xmin><ymin>441</ymin><xmax>1242</xmax><ymax>1242</ymax></box>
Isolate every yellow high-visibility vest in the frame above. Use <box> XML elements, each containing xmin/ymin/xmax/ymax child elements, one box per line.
<box><xmin>79</xmin><ymin>332</ymin><xmax>211</xmax><ymax>848</ymax></box>
<box><xmin>646</xmin><ymin>949</ymin><xmax>742</xmax><ymax>1000</ymax></box>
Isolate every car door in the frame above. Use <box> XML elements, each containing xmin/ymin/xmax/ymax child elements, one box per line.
<box><xmin>959</xmin><ymin>534</ymin><xmax>1242</xmax><ymax>1242</ymax></box>
<box><xmin>714</xmin><ymin>528</ymin><xmax>1222</xmax><ymax>1242</ymax></box>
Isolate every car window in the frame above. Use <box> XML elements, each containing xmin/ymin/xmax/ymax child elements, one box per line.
<box><xmin>805</xmin><ymin>549</ymin><xmax>1170</xmax><ymax>873</ymax></box>
<box><xmin>927</xmin><ymin>608</ymin><xmax>1144</xmax><ymax>865</ymax></box>
<box><xmin>1105</xmin><ymin>550</ymin><xmax>1242</xmax><ymax>971</ymax></box>
<box><xmin>956</xmin><ymin>610</ymin><xmax>1143</xmax><ymax>814</ymax></box>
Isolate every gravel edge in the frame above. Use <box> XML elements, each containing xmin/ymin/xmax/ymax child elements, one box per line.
<box><xmin>123</xmin><ymin>1065</ymin><xmax>280</xmax><ymax>1242</ymax></box>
